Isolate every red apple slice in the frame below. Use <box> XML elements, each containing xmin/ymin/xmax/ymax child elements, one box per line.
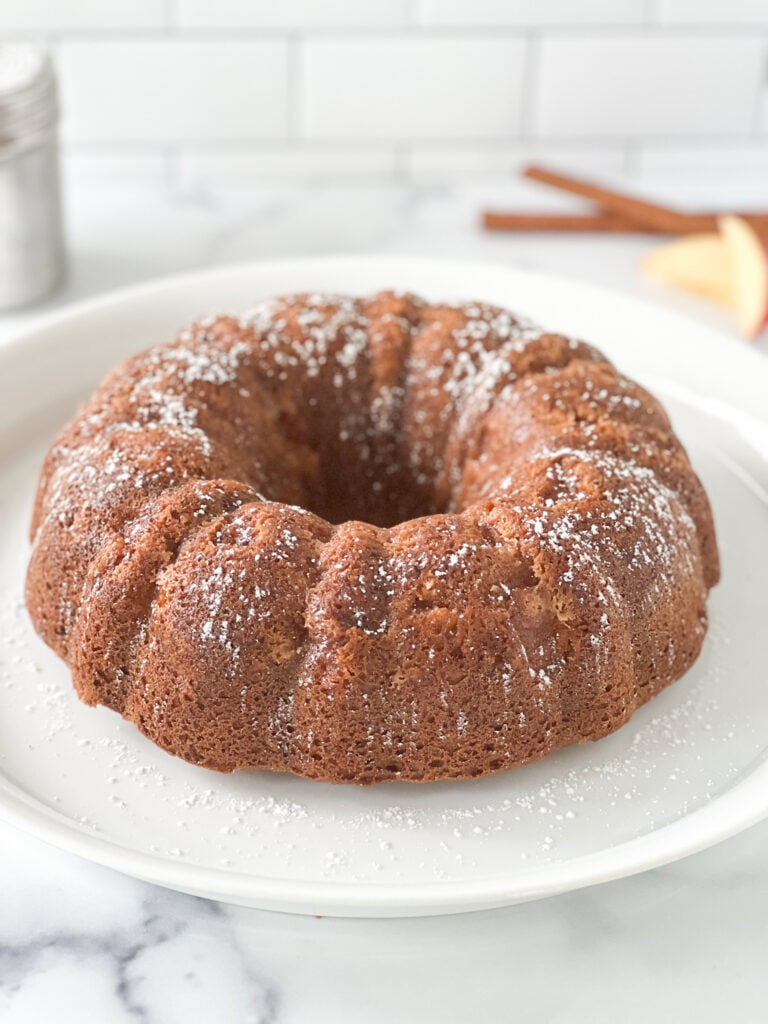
<box><xmin>643</xmin><ymin>233</ymin><xmax>731</xmax><ymax>306</ymax></box>
<box><xmin>719</xmin><ymin>215</ymin><xmax>768</xmax><ymax>337</ymax></box>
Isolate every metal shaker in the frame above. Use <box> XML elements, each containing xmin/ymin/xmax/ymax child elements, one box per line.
<box><xmin>0</xmin><ymin>45</ymin><xmax>65</xmax><ymax>309</ymax></box>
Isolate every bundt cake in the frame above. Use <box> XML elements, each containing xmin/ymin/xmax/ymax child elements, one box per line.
<box><xmin>26</xmin><ymin>291</ymin><xmax>720</xmax><ymax>784</ymax></box>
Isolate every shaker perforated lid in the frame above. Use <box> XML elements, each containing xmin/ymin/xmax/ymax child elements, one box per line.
<box><xmin>0</xmin><ymin>45</ymin><xmax>57</xmax><ymax>146</ymax></box>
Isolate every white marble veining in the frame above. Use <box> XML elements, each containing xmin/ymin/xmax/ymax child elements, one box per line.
<box><xmin>1</xmin><ymin>174</ymin><xmax>767</xmax><ymax>1022</ymax></box>
<box><xmin>3</xmin><ymin>814</ymin><xmax>768</xmax><ymax>1022</ymax></box>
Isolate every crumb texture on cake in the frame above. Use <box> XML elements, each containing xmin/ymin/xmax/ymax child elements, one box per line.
<box><xmin>26</xmin><ymin>291</ymin><xmax>720</xmax><ymax>784</ymax></box>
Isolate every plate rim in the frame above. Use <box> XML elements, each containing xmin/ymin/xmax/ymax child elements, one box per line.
<box><xmin>2</xmin><ymin>764</ymin><xmax>768</xmax><ymax>916</ymax></box>
<box><xmin>3</xmin><ymin>251</ymin><xmax>768</xmax><ymax>372</ymax></box>
<box><xmin>2</xmin><ymin>253</ymin><xmax>767</xmax><ymax>916</ymax></box>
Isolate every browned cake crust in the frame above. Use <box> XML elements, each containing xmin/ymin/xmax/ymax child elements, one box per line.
<box><xmin>26</xmin><ymin>291</ymin><xmax>720</xmax><ymax>784</ymax></box>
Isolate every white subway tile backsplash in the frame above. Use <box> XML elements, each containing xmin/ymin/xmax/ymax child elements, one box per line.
<box><xmin>177</xmin><ymin>148</ymin><xmax>398</xmax><ymax>186</ymax></box>
<box><xmin>62</xmin><ymin>150</ymin><xmax>170</xmax><ymax>185</ymax></box>
<box><xmin>406</xmin><ymin>144</ymin><xmax>628</xmax><ymax>181</ymax></box>
<box><xmin>536</xmin><ymin>36</ymin><xmax>764</xmax><ymax>137</ymax></box>
<box><xmin>301</xmin><ymin>37</ymin><xmax>526</xmax><ymax>140</ymax></box>
<box><xmin>176</xmin><ymin>0</ymin><xmax>411</xmax><ymax>30</ymax></box>
<box><xmin>621</xmin><ymin>175</ymin><xmax>768</xmax><ymax>211</ymax></box>
<box><xmin>417</xmin><ymin>0</ymin><xmax>646</xmax><ymax>27</ymax></box>
<box><xmin>4</xmin><ymin>3</ymin><xmax>768</xmax><ymax>186</ymax></box>
<box><xmin>57</xmin><ymin>41</ymin><xmax>288</xmax><ymax>143</ymax></box>
<box><xmin>657</xmin><ymin>0</ymin><xmax>768</xmax><ymax>24</ymax></box>
<box><xmin>0</xmin><ymin>0</ymin><xmax>165</xmax><ymax>31</ymax></box>
<box><xmin>637</xmin><ymin>142</ymin><xmax>768</xmax><ymax>179</ymax></box>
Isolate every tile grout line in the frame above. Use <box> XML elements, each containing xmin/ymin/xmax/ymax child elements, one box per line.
<box><xmin>624</xmin><ymin>141</ymin><xmax>642</xmax><ymax>177</ymax></box>
<box><xmin>6</xmin><ymin>25</ymin><xmax>768</xmax><ymax>41</ymax></box>
<box><xmin>165</xmin><ymin>144</ymin><xmax>180</xmax><ymax>196</ymax></box>
<box><xmin>519</xmin><ymin>31</ymin><xmax>539</xmax><ymax>142</ymax></box>
<box><xmin>285</xmin><ymin>33</ymin><xmax>301</xmax><ymax>144</ymax></box>
<box><xmin>163</xmin><ymin>0</ymin><xmax>179</xmax><ymax>34</ymax></box>
<box><xmin>394</xmin><ymin>143</ymin><xmax>411</xmax><ymax>184</ymax></box>
<box><xmin>753</xmin><ymin>44</ymin><xmax>768</xmax><ymax>134</ymax></box>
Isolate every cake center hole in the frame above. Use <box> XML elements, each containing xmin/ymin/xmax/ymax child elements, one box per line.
<box><xmin>309</xmin><ymin>459</ymin><xmax>445</xmax><ymax>529</ymax></box>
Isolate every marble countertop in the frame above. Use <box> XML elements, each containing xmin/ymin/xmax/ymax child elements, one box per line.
<box><xmin>1</xmin><ymin>174</ymin><xmax>766</xmax><ymax>1022</ymax></box>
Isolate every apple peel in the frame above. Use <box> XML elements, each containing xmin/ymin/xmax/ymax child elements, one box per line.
<box><xmin>719</xmin><ymin>215</ymin><xmax>768</xmax><ymax>338</ymax></box>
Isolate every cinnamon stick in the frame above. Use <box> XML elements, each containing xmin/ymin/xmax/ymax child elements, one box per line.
<box><xmin>522</xmin><ymin>165</ymin><xmax>768</xmax><ymax>236</ymax></box>
<box><xmin>483</xmin><ymin>211</ymin><xmax>659</xmax><ymax>233</ymax></box>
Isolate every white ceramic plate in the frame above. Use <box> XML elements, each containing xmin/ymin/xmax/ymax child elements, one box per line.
<box><xmin>1</xmin><ymin>256</ymin><xmax>767</xmax><ymax>918</ymax></box>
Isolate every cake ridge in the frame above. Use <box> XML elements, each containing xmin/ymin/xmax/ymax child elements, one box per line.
<box><xmin>70</xmin><ymin>478</ymin><xmax>261</xmax><ymax>712</ymax></box>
